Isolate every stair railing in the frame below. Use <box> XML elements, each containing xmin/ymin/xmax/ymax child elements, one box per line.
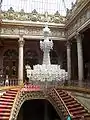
<box><xmin>53</xmin><ymin>88</ymin><xmax>73</xmax><ymax>119</ymax></box>
<box><xmin>47</xmin><ymin>89</ymin><xmax>66</xmax><ymax>120</ymax></box>
<box><xmin>47</xmin><ymin>88</ymin><xmax>72</xmax><ymax>120</ymax></box>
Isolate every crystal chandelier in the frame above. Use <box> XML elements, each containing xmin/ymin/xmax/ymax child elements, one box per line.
<box><xmin>26</xmin><ymin>23</ymin><xmax>68</xmax><ymax>85</ymax></box>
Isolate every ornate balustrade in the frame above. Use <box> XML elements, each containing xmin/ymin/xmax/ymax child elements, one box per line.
<box><xmin>0</xmin><ymin>75</ymin><xmax>18</xmax><ymax>86</ymax></box>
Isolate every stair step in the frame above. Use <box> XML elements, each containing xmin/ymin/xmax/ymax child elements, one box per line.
<box><xmin>57</xmin><ymin>90</ymin><xmax>64</xmax><ymax>94</ymax></box>
<box><xmin>71</xmin><ymin>109</ymin><xmax>87</xmax><ymax>115</ymax></box>
<box><xmin>72</xmin><ymin>115</ymin><xmax>82</xmax><ymax>120</ymax></box>
<box><xmin>6</xmin><ymin>91</ymin><xmax>17</xmax><ymax>94</ymax></box>
<box><xmin>0</xmin><ymin>104</ymin><xmax>12</xmax><ymax>108</ymax></box>
<box><xmin>0</xmin><ymin>116</ymin><xmax>10</xmax><ymax>120</ymax></box>
<box><xmin>61</xmin><ymin>95</ymin><xmax>71</xmax><ymax>100</ymax></box>
<box><xmin>60</xmin><ymin>93</ymin><xmax>68</xmax><ymax>97</ymax></box>
<box><xmin>0</xmin><ymin>98</ymin><xmax>14</xmax><ymax>102</ymax></box>
<box><xmin>1</xmin><ymin>96</ymin><xmax>15</xmax><ymax>99</ymax></box>
<box><xmin>0</xmin><ymin>112</ymin><xmax>10</xmax><ymax>116</ymax></box>
<box><xmin>9</xmin><ymin>89</ymin><xmax>18</xmax><ymax>92</ymax></box>
<box><xmin>67</xmin><ymin>103</ymin><xmax>81</xmax><ymax>108</ymax></box>
<box><xmin>84</xmin><ymin>113</ymin><xmax>90</xmax><ymax>117</ymax></box>
<box><xmin>5</xmin><ymin>93</ymin><xmax>16</xmax><ymax>97</ymax></box>
<box><xmin>0</xmin><ymin>101</ymin><xmax>13</xmax><ymax>105</ymax></box>
<box><xmin>63</xmin><ymin>98</ymin><xmax>74</xmax><ymax>102</ymax></box>
<box><xmin>72</xmin><ymin>113</ymin><xmax>90</xmax><ymax>120</ymax></box>
<box><xmin>0</xmin><ymin>108</ymin><xmax>11</xmax><ymax>112</ymax></box>
<box><xmin>69</xmin><ymin>106</ymin><xmax>84</xmax><ymax>112</ymax></box>
<box><xmin>66</xmin><ymin>100</ymin><xmax>77</xmax><ymax>105</ymax></box>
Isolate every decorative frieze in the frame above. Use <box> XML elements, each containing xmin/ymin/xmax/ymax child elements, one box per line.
<box><xmin>0</xmin><ymin>26</ymin><xmax>65</xmax><ymax>38</ymax></box>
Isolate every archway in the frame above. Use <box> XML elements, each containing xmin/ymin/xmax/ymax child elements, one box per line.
<box><xmin>17</xmin><ymin>99</ymin><xmax>60</xmax><ymax>120</ymax></box>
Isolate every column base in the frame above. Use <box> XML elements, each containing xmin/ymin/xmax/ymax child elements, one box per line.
<box><xmin>18</xmin><ymin>80</ymin><xmax>23</xmax><ymax>86</ymax></box>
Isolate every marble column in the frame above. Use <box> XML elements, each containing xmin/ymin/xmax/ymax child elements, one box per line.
<box><xmin>18</xmin><ymin>34</ymin><xmax>25</xmax><ymax>85</ymax></box>
<box><xmin>67</xmin><ymin>41</ymin><xmax>71</xmax><ymax>83</ymax></box>
<box><xmin>76</xmin><ymin>33</ymin><xmax>84</xmax><ymax>86</ymax></box>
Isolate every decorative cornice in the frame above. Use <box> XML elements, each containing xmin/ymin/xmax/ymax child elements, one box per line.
<box><xmin>66</xmin><ymin>0</ymin><xmax>90</xmax><ymax>26</ymax></box>
<box><xmin>67</xmin><ymin>5</ymin><xmax>90</xmax><ymax>40</ymax></box>
<box><xmin>1</xmin><ymin>7</ymin><xmax>66</xmax><ymax>24</ymax></box>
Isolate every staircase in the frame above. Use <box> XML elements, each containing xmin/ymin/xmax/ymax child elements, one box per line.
<box><xmin>56</xmin><ymin>88</ymin><xmax>90</xmax><ymax>120</ymax></box>
<box><xmin>0</xmin><ymin>88</ymin><xmax>20</xmax><ymax>120</ymax></box>
<box><xmin>47</xmin><ymin>88</ymin><xmax>69</xmax><ymax>120</ymax></box>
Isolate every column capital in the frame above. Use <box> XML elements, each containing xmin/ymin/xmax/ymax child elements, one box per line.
<box><xmin>66</xmin><ymin>41</ymin><xmax>71</xmax><ymax>49</ymax></box>
<box><xmin>75</xmin><ymin>32</ymin><xmax>81</xmax><ymax>39</ymax></box>
<box><xmin>75</xmin><ymin>32</ymin><xmax>84</xmax><ymax>43</ymax></box>
<box><xmin>18</xmin><ymin>37</ymin><xmax>25</xmax><ymax>47</ymax></box>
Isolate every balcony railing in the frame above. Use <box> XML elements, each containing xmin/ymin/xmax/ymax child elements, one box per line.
<box><xmin>0</xmin><ymin>74</ymin><xmax>90</xmax><ymax>91</ymax></box>
<box><xmin>0</xmin><ymin>75</ymin><xmax>18</xmax><ymax>86</ymax></box>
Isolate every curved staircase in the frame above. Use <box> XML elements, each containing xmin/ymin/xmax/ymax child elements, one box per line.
<box><xmin>55</xmin><ymin>88</ymin><xmax>90</xmax><ymax>120</ymax></box>
<box><xmin>0</xmin><ymin>86</ymin><xmax>90</xmax><ymax>120</ymax></box>
<box><xmin>0</xmin><ymin>88</ymin><xmax>20</xmax><ymax>120</ymax></box>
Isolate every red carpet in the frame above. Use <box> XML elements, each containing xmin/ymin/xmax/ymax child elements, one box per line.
<box><xmin>0</xmin><ymin>88</ymin><xmax>20</xmax><ymax>120</ymax></box>
<box><xmin>21</xmin><ymin>84</ymin><xmax>41</xmax><ymax>91</ymax></box>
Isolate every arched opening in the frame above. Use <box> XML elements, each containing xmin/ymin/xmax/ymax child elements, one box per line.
<box><xmin>17</xmin><ymin>99</ymin><xmax>60</xmax><ymax>120</ymax></box>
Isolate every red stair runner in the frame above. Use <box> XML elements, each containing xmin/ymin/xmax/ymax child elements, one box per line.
<box><xmin>0</xmin><ymin>88</ymin><xmax>20</xmax><ymax>120</ymax></box>
<box><xmin>56</xmin><ymin>89</ymin><xmax>90</xmax><ymax>120</ymax></box>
